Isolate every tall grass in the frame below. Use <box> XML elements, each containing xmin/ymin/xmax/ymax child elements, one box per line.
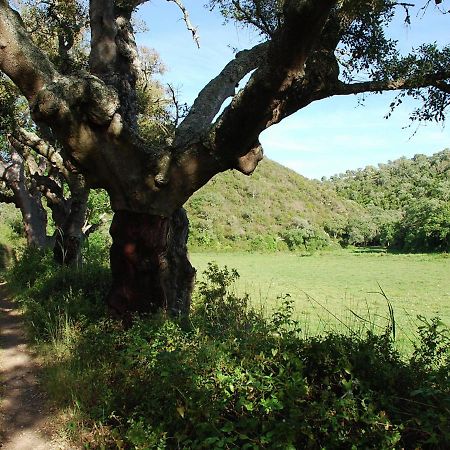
<box><xmin>4</xmin><ymin>250</ymin><xmax>449</xmax><ymax>449</ymax></box>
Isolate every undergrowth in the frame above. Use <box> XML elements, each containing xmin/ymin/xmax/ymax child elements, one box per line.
<box><xmin>4</xmin><ymin>252</ymin><xmax>450</xmax><ymax>449</ymax></box>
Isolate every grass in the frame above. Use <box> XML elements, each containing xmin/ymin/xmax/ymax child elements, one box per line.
<box><xmin>191</xmin><ymin>249</ymin><xmax>450</xmax><ymax>349</ymax></box>
<box><xmin>3</xmin><ymin>247</ymin><xmax>449</xmax><ymax>448</ymax></box>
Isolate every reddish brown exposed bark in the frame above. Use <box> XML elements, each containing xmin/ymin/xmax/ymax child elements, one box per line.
<box><xmin>106</xmin><ymin>208</ymin><xmax>195</xmax><ymax>320</ymax></box>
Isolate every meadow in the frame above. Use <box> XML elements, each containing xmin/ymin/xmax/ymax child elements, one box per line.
<box><xmin>192</xmin><ymin>249</ymin><xmax>450</xmax><ymax>349</ymax></box>
<box><xmin>2</xmin><ymin>244</ymin><xmax>449</xmax><ymax>448</ymax></box>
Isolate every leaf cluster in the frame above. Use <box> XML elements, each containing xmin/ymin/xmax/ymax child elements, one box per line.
<box><xmin>20</xmin><ymin>0</ymin><xmax>89</xmax><ymax>73</ymax></box>
<box><xmin>208</xmin><ymin>0</ymin><xmax>285</xmax><ymax>36</ymax></box>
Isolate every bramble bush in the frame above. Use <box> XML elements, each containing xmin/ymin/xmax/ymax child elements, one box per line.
<box><xmin>4</xmin><ymin>254</ymin><xmax>450</xmax><ymax>449</ymax></box>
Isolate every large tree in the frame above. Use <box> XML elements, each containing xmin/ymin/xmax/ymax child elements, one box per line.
<box><xmin>0</xmin><ymin>0</ymin><xmax>449</xmax><ymax>318</ymax></box>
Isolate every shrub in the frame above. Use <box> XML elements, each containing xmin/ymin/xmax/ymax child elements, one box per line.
<box><xmin>8</xmin><ymin>254</ymin><xmax>450</xmax><ymax>449</ymax></box>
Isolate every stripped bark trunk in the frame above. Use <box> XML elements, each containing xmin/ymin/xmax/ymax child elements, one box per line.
<box><xmin>0</xmin><ymin>149</ymin><xmax>49</xmax><ymax>248</ymax></box>
<box><xmin>106</xmin><ymin>208</ymin><xmax>195</xmax><ymax>320</ymax></box>
<box><xmin>17</xmin><ymin>185</ymin><xmax>49</xmax><ymax>249</ymax></box>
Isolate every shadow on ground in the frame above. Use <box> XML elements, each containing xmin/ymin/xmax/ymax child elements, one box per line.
<box><xmin>0</xmin><ymin>283</ymin><xmax>68</xmax><ymax>449</ymax></box>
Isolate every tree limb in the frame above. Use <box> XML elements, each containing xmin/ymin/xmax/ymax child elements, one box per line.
<box><xmin>32</xmin><ymin>173</ymin><xmax>63</xmax><ymax>198</ymax></box>
<box><xmin>8</xmin><ymin>134</ymin><xmax>43</xmax><ymax>175</ymax></box>
<box><xmin>14</xmin><ymin>127</ymin><xmax>69</xmax><ymax>178</ymax></box>
<box><xmin>333</xmin><ymin>73</ymin><xmax>450</xmax><ymax>96</ymax></box>
<box><xmin>0</xmin><ymin>0</ymin><xmax>56</xmax><ymax>102</ymax></box>
<box><xmin>211</xmin><ymin>0</ymin><xmax>337</xmax><ymax>172</ymax></box>
<box><xmin>89</xmin><ymin>0</ymin><xmax>117</xmax><ymax>77</ymax></box>
<box><xmin>166</xmin><ymin>0</ymin><xmax>200</xmax><ymax>48</ymax></box>
<box><xmin>174</xmin><ymin>41</ymin><xmax>269</xmax><ymax>147</ymax></box>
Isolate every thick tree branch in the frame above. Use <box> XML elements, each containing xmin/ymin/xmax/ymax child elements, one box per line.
<box><xmin>210</xmin><ymin>0</ymin><xmax>337</xmax><ymax>172</ymax></box>
<box><xmin>89</xmin><ymin>0</ymin><xmax>117</xmax><ymax>77</ymax></box>
<box><xmin>7</xmin><ymin>134</ymin><xmax>43</xmax><ymax>176</ymax></box>
<box><xmin>175</xmin><ymin>42</ymin><xmax>269</xmax><ymax>147</ymax></box>
<box><xmin>89</xmin><ymin>0</ymin><xmax>140</xmax><ymax>127</ymax></box>
<box><xmin>333</xmin><ymin>72</ymin><xmax>450</xmax><ymax>96</ymax></box>
<box><xmin>14</xmin><ymin>127</ymin><xmax>69</xmax><ymax>178</ymax></box>
<box><xmin>0</xmin><ymin>0</ymin><xmax>56</xmax><ymax>102</ymax></box>
<box><xmin>33</xmin><ymin>173</ymin><xmax>63</xmax><ymax>198</ymax></box>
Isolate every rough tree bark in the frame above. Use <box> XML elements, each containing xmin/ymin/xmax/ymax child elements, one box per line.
<box><xmin>1</xmin><ymin>128</ymin><xmax>91</xmax><ymax>264</ymax></box>
<box><xmin>1</xmin><ymin>0</ymin><xmax>449</xmax><ymax>317</ymax></box>
<box><xmin>0</xmin><ymin>147</ymin><xmax>49</xmax><ymax>248</ymax></box>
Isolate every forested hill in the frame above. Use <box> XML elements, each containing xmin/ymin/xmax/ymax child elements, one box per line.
<box><xmin>185</xmin><ymin>159</ymin><xmax>363</xmax><ymax>251</ymax></box>
<box><xmin>324</xmin><ymin>150</ymin><xmax>450</xmax><ymax>252</ymax></box>
<box><xmin>326</xmin><ymin>150</ymin><xmax>450</xmax><ymax>209</ymax></box>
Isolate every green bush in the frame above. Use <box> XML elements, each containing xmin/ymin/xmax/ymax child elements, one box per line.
<box><xmin>6</xmin><ymin>246</ymin><xmax>110</xmax><ymax>341</ymax></box>
<box><xmin>280</xmin><ymin>226</ymin><xmax>330</xmax><ymax>251</ymax></box>
<box><xmin>9</xmin><ymin>254</ymin><xmax>448</xmax><ymax>449</ymax></box>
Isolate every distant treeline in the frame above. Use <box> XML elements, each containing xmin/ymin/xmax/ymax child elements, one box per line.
<box><xmin>2</xmin><ymin>153</ymin><xmax>448</xmax><ymax>254</ymax></box>
<box><xmin>324</xmin><ymin>149</ymin><xmax>450</xmax><ymax>252</ymax></box>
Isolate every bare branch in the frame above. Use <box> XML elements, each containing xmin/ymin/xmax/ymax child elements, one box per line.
<box><xmin>166</xmin><ymin>0</ymin><xmax>200</xmax><ymax>48</ymax></box>
<box><xmin>175</xmin><ymin>42</ymin><xmax>269</xmax><ymax>147</ymax></box>
<box><xmin>14</xmin><ymin>127</ymin><xmax>69</xmax><ymax>178</ymax></box>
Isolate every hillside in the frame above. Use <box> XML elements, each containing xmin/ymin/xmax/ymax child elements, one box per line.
<box><xmin>327</xmin><ymin>149</ymin><xmax>450</xmax><ymax>209</ymax></box>
<box><xmin>325</xmin><ymin>150</ymin><xmax>450</xmax><ymax>251</ymax></box>
<box><xmin>185</xmin><ymin>158</ymin><xmax>363</xmax><ymax>251</ymax></box>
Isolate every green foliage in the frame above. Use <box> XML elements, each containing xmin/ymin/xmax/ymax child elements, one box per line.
<box><xmin>326</xmin><ymin>150</ymin><xmax>450</xmax><ymax>251</ymax></box>
<box><xmin>209</xmin><ymin>1</ymin><xmax>450</xmax><ymax>125</ymax></box>
<box><xmin>399</xmin><ymin>198</ymin><xmax>450</xmax><ymax>252</ymax></box>
<box><xmin>384</xmin><ymin>44</ymin><xmax>450</xmax><ymax>123</ymax></box>
<box><xmin>208</xmin><ymin>0</ymin><xmax>284</xmax><ymax>36</ymax></box>
<box><xmin>6</xmin><ymin>245</ymin><xmax>110</xmax><ymax>340</ymax></box>
<box><xmin>86</xmin><ymin>189</ymin><xmax>111</xmax><ymax>225</ymax></box>
<box><xmin>8</xmin><ymin>250</ymin><xmax>449</xmax><ymax>449</ymax></box>
<box><xmin>185</xmin><ymin>159</ymin><xmax>362</xmax><ymax>252</ymax></box>
<box><xmin>0</xmin><ymin>75</ymin><xmax>21</xmax><ymax>134</ymax></box>
<box><xmin>20</xmin><ymin>0</ymin><xmax>89</xmax><ymax>73</ymax></box>
<box><xmin>279</xmin><ymin>219</ymin><xmax>330</xmax><ymax>251</ymax></box>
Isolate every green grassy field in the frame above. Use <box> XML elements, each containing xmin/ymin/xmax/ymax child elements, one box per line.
<box><xmin>191</xmin><ymin>249</ymin><xmax>450</xmax><ymax>348</ymax></box>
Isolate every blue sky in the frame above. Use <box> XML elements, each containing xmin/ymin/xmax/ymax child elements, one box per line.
<box><xmin>136</xmin><ymin>1</ymin><xmax>449</xmax><ymax>179</ymax></box>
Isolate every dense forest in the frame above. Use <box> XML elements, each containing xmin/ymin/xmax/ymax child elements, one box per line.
<box><xmin>185</xmin><ymin>150</ymin><xmax>450</xmax><ymax>253</ymax></box>
<box><xmin>324</xmin><ymin>149</ymin><xmax>450</xmax><ymax>252</ymax></box>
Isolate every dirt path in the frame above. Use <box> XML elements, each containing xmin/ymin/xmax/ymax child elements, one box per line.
<box><xmin>0</xmin><ymin>282</ymin><xmax>74</xmax><ymax>449</ymax></box>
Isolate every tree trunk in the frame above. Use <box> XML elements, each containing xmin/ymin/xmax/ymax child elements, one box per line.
<box><xmin>21</xmin><ymin>192</ymin><xmax>49</xmax><ymax>249</ymax></box>
<box><xmin>53</xmin><ymin>175</ymin><xmax>89</xmax><ymax>266</ymax></box>
<box><xmin>106</xmin><ymin>208</ymin><xmax>195</xmax><ymax>320</ymax></box>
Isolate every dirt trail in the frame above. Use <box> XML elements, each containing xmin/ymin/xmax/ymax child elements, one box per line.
<box><xmin>0</xmin><ymin>282</ymin><xmax>74</xmax><ymax>449</ymax></box>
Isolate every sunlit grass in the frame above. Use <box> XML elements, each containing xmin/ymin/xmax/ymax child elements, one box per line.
<box><xmin>191</xmin><ymin>249</ymin><xmax>450</xmax><ymax>350</ymax></box>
